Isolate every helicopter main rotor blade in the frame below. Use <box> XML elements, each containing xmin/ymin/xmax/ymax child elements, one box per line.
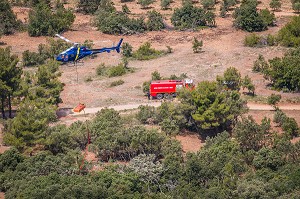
<box><xmin>55</xmin><ymin>34</ymin><xmax>74</xmax><ymax>44</ymax></box>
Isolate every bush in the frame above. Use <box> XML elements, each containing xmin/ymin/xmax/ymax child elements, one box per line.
<box><xmin>277</xmin><ymin>16</ymin><xmax>300</xmax><ymax>47</ymax></box>
<box><xmin>244</xmin><ymin>33</ymin><xmax>260</xmax><ymax>47</ymax></box>
<box><xmin>77</xmin><ymin>0</ymin><xmax>102</xmax><ymax>14</ymax></box>
<box><xmin>146</xmin><ymin>10</ymin><xmax>165</xmax><ymax>31</ymax></box>
<box><xmin>201</xmin><ymin>0</ymin><xmax>216</xmax><ymax>9</ymax></box>
<box><xmin>264</xmin><ymin>48</ymin><xmax>300</xmax><ymax>91</ymax></box>
<box><xmin>192</xmin><ymin>37</ymin><xmax>203</xmax><ymax>53</ymax></box>
<box><xmin>267</xmin><ymin>94</ymin><xmax>281</xmax><ymax>107</ymax></box>
<box><xmin>270</xmin><ymin>0</ymin><xmax>281</xmax><ymax>11</ymax></box>
<box><xmin>0</xmin><ymin>0</ymin><xmax>21</xmax><ymax>35</ymax></box>
<box><xmin>109</xmin><ymin>79</ymin><xmax>124</xmax><ymax>87</ymax></box>
<box><xmin>253</xmin><ymin>54</ymin><xmax>269</xmax><ymax>72</ymax></box>
<box><xmin>108</xmin><ymin>64</ymin><xmax>126</xmax><ymax>77</ymax></box>
<box><xmin>171</xmin><ymin>4</ymin><xmax>215</xmax><ymax>30</ymax></box>
<box><xmin>273</xmin><ymin>109</ymin><xmax>287</xmax><ymax>126</ymax></box>
<box><xmin>138</xmin><ymin>0</ymin><xmax>155</xmax><ymax>9</ymax></box>
<box><xmin>22</xmin><ymin>50</ymin><xmax>46</xmax><ymax>67</ymax></box>
<box><xmin>161</xmin><ymin>0</ymin><xmax>172</xmax><ymax>10</ymax></box>
<box><xmin>133</xmin><ymin>42</ymin><xmax>165</xmax><ymax>60</ymax></box>
<box><xmin>122</xmin><ymin>4</ymin><xmax>131</xmax><ymax>14</ymax></box>
<box><xmin>28</xmin><ymin>2</ymin><xmax>75</xmax><ymax>36</ymax></box>
<box><xmin>266</xmin><ymin>34</ymin><xmax>276</xmax><ymax>46</ymax></box>
<box><xmin>122</xmin><ymin>42</ymin><xmax>133</xmax><ymax>57</ymax></box>
<box><xmin>259</xmin><ymin>9</ymin><xmax>276</xmax><ymax>27</ymax></box>
<box><xmin>282</xmin><ymin>118</ymin><xmax>299</xmax><ymax>137</ymax></box>
<box><xmin>136</xmin><ymin>105</ymin><xmax>156</xmax><ymax>124</ymax></box>
<box><xmin>96</xmin><ymin>63</ymin><xmax>108</xmax><ymax>76</ymax></box>
<box><xmin>233</xmin><ymin>0</ymin><xmax>267</xmax><ymax>32</ymax></box>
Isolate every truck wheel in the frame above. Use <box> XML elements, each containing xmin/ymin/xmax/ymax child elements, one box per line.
<box><xmin>156</xmin><ymin>94</ymin><xmax>163</xmax><ymax>100</ymax></box>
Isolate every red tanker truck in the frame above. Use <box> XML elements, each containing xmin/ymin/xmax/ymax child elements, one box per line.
<box><xmin>149</xmin><ymin>79</ymin><xmax>194</xmax><ymax>99</ymax></box>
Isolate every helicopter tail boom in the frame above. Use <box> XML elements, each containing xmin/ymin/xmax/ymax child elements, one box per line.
<box><xmin>115</xmin><ymin>38</ymin><xmax>123</xmax><ymax>53</ymax></box>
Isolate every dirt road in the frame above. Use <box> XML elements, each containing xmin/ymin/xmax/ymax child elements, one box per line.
<box><xmin>57</xmin><ymin>102</ymin><xmax>300</xmax><ymax>117</ymax></box>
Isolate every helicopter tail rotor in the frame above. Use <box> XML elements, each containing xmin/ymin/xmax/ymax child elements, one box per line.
<box><xmin>116</xmin><ymin>38</ymin><xmax>123</xmax><ymax>53</ymax></box>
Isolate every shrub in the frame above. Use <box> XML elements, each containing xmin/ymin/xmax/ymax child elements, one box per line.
<box><xmin>142</xmin><ymin>81</ymin><xmax>151</xmax><ymax>94</ymax></box>
<box><xmin>108</xmin><ymin>64</ymin><xmax>126</xmax><ymax>77</ymax></box>
<box><xmin>138</xmin><ymin>0</ymin><xmax>155</xmax><ymax>9</ymax></box>
<box><xmin>96</xmin><ymin>63</ymin><xmax>108</xmax><ymax>76</ymax></box>
<box><xmin>267</xmin><ymin>94</ymin><xmax>281</xmax><ymax>107</ymax></box>
<box><xmin>22</xmin><ymin>50</ymin><xmax>46</xmax><ymax>67</ymax></box>
<box><xmin>151</xmin><ymin>70</ymin><xmax>162</xmax><ymax>80</ymax></box>
<box><xmin>192</xmin><ymin>37</ymin><xmax>203</xmax><ymax>53</ymax></box>
<box><xmin>233</xmin><ymin>0</ymin><xmax>267</xmax><ymax>32</ymax></box>
<box><xmin>273</xmin><ymin>109</ymin><xmax>287</xmax><ymax>126</ymax></box>
<box><xmin>253</xmin><ymin>54</ymin><xmax>269</xmax><ymax>72</ymax></box>
<box><xmin>84</xmin><ymin>76</ymin><xmax>93</xmax><ymax>82</ymax></box>
<box><xmin>282</xmin><ymin>118</ymin><xmax>299</xmax><ymax>137</ymax></box>
<box><xmin>266</xmin><ymin>34</ymin><xmax>276</xmax><ymax>46</ymax></box>
<box><xmin>77</xmin><ymin>0</ymin><xmax>102</xmax><ymax>14</ymax></box>
<box><xmin>293</xmin><ymin>2</ymin><xmax>300</xmax><ymax>13</ymax></box>
<box><xmin>259</xmin><ymin>9</ymin><xmax>276</xmax><ymax>27</ymax></box>
<box><xmin>122</xmin><ymin>42</ymin><xmax>133</xmax><ymax>57</ymax></box>
<box><xmin>171</xmin><ymin>4</ymin><xmax>215</xmax><ymax>30</ymax></box>
<box><xmin>0</xmin><ymin>0</ymin><xmax>21</xmax><ymax>35</ymax></box>
<box><xmin>270</xmin><ymin>0</ymin><xmax>281</xmax><ymax>11</ymax></box>
<box><xmin>146</xmin><ymin>10</ymin><xmax>165</xmax><ymax>31</ymax></box>
<box><xmin>277</xmin><ymin>15</ymin><xmax>300</xmax><ymax>47</ymax></box>
<box><xmin>28</xmin><ymin>3</ymin><xmax>75</xmax><ymax>36</ymax></box>
<box><xmin>161</xmin><ymin>0</ymin><xmax>172</xmax><ymax>10</ymax></box>
<box><xmin>109</xmin><ymin>79</ymin><xmax>124</xmax><ymax>87</ymax></box>
<box><xmin>133</xmin><ymin>42</ymin><xmax>165</xmax><ymax>60</ymax></box>
<box><xmin>244</xmin><ymin>33</ymin><xmax>260</xmax><ymax>47</ymax></box>
<box><xmin>201</xmin><ymin>0</ymin><xmax>216</xmax><ymax>9</ymax></box>
<box><xmin>136</xmin><ymin>105</ymin><xmax>156</xmax><ymax>124</ymax></box>
<box><xmin>122</xmin><ymin>4</ymin><xmax>131</xmax><ymax>14</ymax></box>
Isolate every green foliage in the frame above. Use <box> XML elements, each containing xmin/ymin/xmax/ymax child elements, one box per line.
<box><xmin>192</xmin><ymin>37</ymin><xmax>203</xmax><ymax>53</ymax></box>
<box><xmin>233</xmin><ymin>116</ymin><xmax>272</xmax><ymax>151</ymax></box>
<box><xmin>180</xmin><ymin>80</ymin><xmax>247</xmax><ymax>136</ymax></box>
<box><xmin>142</xmin><ymin>81</ymin><xmax>151</xmax><ymax>94</ymax></box>
<box><xmin>273</xmin><ymin>109</ymin><xmax>287</xmax><ymax>126</ymax></box>
<box><xmin>28</xmin><ymin>2</ymin><xmax>75</xmax><ymax>36</ymax></box>
<box><xmin>146</xmin><ymin>10</ymin><xmax>165</xmax><ymax>31</ymax></box>
<box><xmin>253</xmin><ymin>147</ymin><xmax>284</xmax><ymax>170</ymax></box>
<box><xmin>0</xmin><ymin>0</ymin><xmax>21</xmax><ymax>35</ymax></box>
<box><xmin>171</xmin><ymin>4</ymin><xmax>215</xmax><ymax>30</ymax></box>
<box><xmin>233</xmin><ymin>0</ymin><xmax>268</xmax><ymax>32</ymax></box>
<box><xmin>244</xmin><ymin>33</ymin><xmax>260</xmax><ymax>47</ymax></box>
<box><xmin>277</xmin><ymin>16</ymin><xmax>300</xmax><ymax>47</ymax></box>
<box><xmin>138</xmin><ymin>0</ymin><xmax>155</xmax><ymax>9</ymax></box>
<box><xmin>122</xmin><ymin>42</ymin><xmax>133</xmax><ymax>57</ymax></box>
<box><xmin>0</xmin><ymin>47</ymin><xmax>22</xmax><ymax>119</ymax></box>
<box><xmin>107</xmin><ymin>63</ymin><xmax>126</xmax><ymax>77</ymax></box>
<box><xmin>253</xmin><ymin>54</ymin><xmax>269</xmax><ymax>72</ymax></box>
<box><xmin>94</xmin><ymin>1</ymin><xmax>146</xmax><ymax>35</ymax></box>
<box><xmin>217</xmin><ymin>67</ymin><xmax>242</xmax><ymax>91</ymax></box>
<box><xmin>0</xmin><ymin>148</ymin><xmax>24</xmax><ymax>172</ymax></box>
<box><xmin>77</xmin><ymin>0</ymin><xmax>101</xmax><ymax>14</ymax></box>
<box><xmin>259</xmin><ymin>9</ymin><xmax>276</xmax><ymax>27</ymax></box>
<box><xmin>267</xmin><ymin>94</ymin><xmax>281</xmax><ymax>107</ymax></box>
<box><xmin>282</xmin><ymin>118</ymin><xmax>299</xmax><ymax>138</ymax></box>
<box><xmin>3</xmin><ymin>98</ymin><xmax>57</xmax><ymax>150</ymax></box>
<box><xmin>96</xmin><ymin>63</ymin><xmax>108</xmax><ymax>76</ymax></box>
<box><xmin>263</xmin><ymin>48</ymin><xmax>300</xmax><ymax>91</ymax></box>
<box><xmin>292</xmin><ymin>2</ymin><xmax>300</xmax><ymax>12</ymax></box>
<box><xmin>22</xmin><ymin>50</ymin><xmax>46</xmax><ymax>67</ymax></box>
<box><xmin>201</xmin><ymin>0</ymin><xmax>216</xmax><ymax>9</ymax></box>
<box><xmin>156</xmin><ymin>102</ymin><xmax>192</xmax><ymax>135</ymax></box>
<box><xmin>266</xmin><ymin>34</ymin><xmax>276</xmax><ymax>46</ymax></box>
<box><xmin>122</xmin><ymin>4</ymin><xmax>131</xmax><ymax>14</ymax></box>
<box><xmin>242</xmin><ymin>75</ymin><xmax>255</xmax><ymax>95</ymax></box>
<box><xmin>109</xmin><ymin>79</ymin><xmax>124</xmax><ymax>87</ymax></box>
<box><xmin>136</xmin><ymin>105</ymin><xmax>156</xmax><ymax>124</ymax></box>
<box><xmin>161</xmin><ymin>0</ymin><xmax>171</xmax><ymax>10</ymax></box>
<box><xmin>133</xmin><ymin>42</ymin><xmax>165</xmax><ymax>60</ymax></box>
<box><xmin>151</xmin><ymin>70</ymin><xmax>162</xmax><ymax>80</ymax></box>
<box><xmin>270</xmin><ymin>0</ymin><xmax>281</xmax><ymax>11</ymax></box>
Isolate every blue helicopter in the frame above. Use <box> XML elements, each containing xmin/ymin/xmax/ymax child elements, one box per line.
<box><xmin>55</xmin><ymin>34</ymin><xmax>123</xmax><ymax>63</ymax></box>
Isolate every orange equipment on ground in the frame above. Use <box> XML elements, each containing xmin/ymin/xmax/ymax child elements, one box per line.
<box><xmin>73</xmin><ymin>103</ymin><xmax>86</xmax><ymax>112</ymax></box>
